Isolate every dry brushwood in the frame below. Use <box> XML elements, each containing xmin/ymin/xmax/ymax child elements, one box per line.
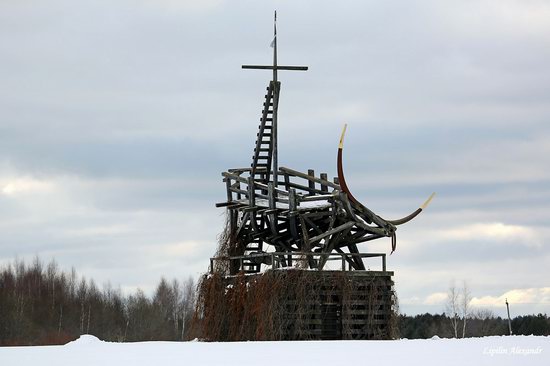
<box><xmin>192</xmin><ymin>269</ymin><xmax>397</xmax><ymax>341</ymax></box>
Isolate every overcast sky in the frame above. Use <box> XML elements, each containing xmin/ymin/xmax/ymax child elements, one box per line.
<box><xmin>1</xmin><ymin>0</ymin><xmax>549</xmax><ymax>316</ymax></box>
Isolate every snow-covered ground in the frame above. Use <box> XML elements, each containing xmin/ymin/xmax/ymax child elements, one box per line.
<box><xmin>1</xmin><ymin>335</ymin><xmax>548</xmax><ymax>365</ymax></box>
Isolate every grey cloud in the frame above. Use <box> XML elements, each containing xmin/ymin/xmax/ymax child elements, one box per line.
<box><xmin>1</xmin><ymin>0</ymin><xmax>549</xmax><ymax>313</ymax></box>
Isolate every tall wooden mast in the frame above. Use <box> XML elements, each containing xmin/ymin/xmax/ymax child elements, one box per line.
<box><xmin>242</xmin><ymin>11</ymin><xmax>308</xmax><ymax>187</ymax></box>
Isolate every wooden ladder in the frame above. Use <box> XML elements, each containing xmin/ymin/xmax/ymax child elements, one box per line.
<box><xmin>251</xmin><ymin>81</ymin><xmax>276</xmax><ymax>183</ymax></box>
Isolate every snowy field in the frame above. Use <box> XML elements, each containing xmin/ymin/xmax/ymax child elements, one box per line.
<box><xmin>1</xmin><ymin>335</ymin><xmax>548</xmax><ymax>366</ymax></box>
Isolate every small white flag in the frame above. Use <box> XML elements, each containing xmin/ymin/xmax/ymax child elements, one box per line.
<box><xmin>270</xmin><ymin>37</ymin><xmax>276</xmax><ymax>48</ymax></box>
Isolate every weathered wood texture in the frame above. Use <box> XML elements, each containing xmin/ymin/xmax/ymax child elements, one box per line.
<box><xmin>194</xmin><ymin>269</ymin><xmax>396</xmax><ymax>341</ymax></box>
<box><xmin>217</xmin><ymin>162</ymin><xmax>397</xmax><ymax>274</ymax></box>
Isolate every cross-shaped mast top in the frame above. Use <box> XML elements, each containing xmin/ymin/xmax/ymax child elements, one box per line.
<box><xmin>242</xmin><ymin>11</ymin><xmax>308</xmax><ymax>81</ymax></box>
<box><xmin>242</xmin><ymin>12</ymin><xmax>307</xmax><ymax>188</ymax></box>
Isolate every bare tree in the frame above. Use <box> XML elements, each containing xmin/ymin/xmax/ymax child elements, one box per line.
<box><xmin>77</xmin><ymin>278</ymin><xmax>88</xmax><ymax>333</ymax></box>
<box><xmin>445</xmin><ymin>281</ymin><xmax>460</xmax><ymax>338</ymax></box>
<box><xmin>171</xmin><ymin>279</ymin><xmax>182</xmax><ymax>336</ymax></box>
<box><xmin>473</xmin><ymin>308</ymin><xmax>496</xmax><ymax>336</ymax></box>
<box><xmin>152</xmin><ymin>277</ymin><xmax>175</xmax><ymax>340</ymax></box>
<box><xmin>181</xmin><ymin>276</ymin><xmax>195</xmax><ymax>340</ymax></box>
<box><xmin>445</xmin><ymin>280</ymin><xmax>473</xmax><ymax>338</ymax></box>
<box><xmin>461</xmin><ymin>281</ymin><xmax>472</xmax><ymax>338</ymax></box>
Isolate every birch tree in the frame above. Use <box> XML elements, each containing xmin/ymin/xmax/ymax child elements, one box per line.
<box><xmin>446</xmin><ymin>280</ymin><xmax>473</xmax><ymax>338</ymax></box>
<box><xmin>445</xmin><ymin>281</ymin><xmax>460</xmax><ymax>338</ymax></box>
<box><xmin>461</xmin><ymin>281</ymin><xmax>472</xmax><ymax>338</ymax></box>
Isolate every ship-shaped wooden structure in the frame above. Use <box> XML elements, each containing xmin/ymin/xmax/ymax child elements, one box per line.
<box><xmin>199</xmin><ymin>13</ymin><xmax>434</xmax><ymax>341</ymax></box>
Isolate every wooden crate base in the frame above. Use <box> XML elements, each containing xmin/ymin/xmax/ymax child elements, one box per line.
<box><xmin>197</xmin><ymin>269</ymin><xmax>396</xmax><ymax>341</ymax></box>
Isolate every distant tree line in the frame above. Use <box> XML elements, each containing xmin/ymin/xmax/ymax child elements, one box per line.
<box><xmin>0</xmin><ymin>258</ymin><xmax>196</xmax><ymax>346</ymax></box>
<box><xmin>398</xmin><ymin>279</ymin><xmax>550</xmax><ymax>339</ymax></box>
<box><xmin>398</xmin><ymin>311</ymin><xmax>550</xmax><ymax>339</ymax></box>
<box><xmin>1</xmin><ymin>257</ymin><xmax>548</xmax><ymax>344</ymax></box>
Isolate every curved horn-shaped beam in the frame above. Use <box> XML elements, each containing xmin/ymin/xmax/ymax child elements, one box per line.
<box><xmin>337</xmin><ymin>124</ymin><xmax>391</xmax><ymax>229</ymax></box>
<box><xmin>386</xmin><ymin>192</ymin><xmax>436</xmax><ymax>226</ymax></box>
<box><xmin>337</xmin><ymin>123</ymin><xmax>363</xmax><ymax>207</ymax></box>
<box><xmin>337</xmin><ymin>123</ymin><xmax>435</xmax><ymax>228</ymax></box>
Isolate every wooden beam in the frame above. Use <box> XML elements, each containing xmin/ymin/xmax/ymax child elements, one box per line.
<box><xmin>254</xmin><ymin>181</ymin><xmax>289</xmax><ymax>196</ymax></box>
<box><xmin>320</xmin><ymin>173</ymin><xmax>328</xmax><ymax>192</ymax></box>
<box><xmin>288</xmin><ymin>188</ymin><xmax>299</xmax><ymax>265</ymax></box>
<box><xmin>299</xmin><ymin>215</ymin><xmax>318</xmax><ymax>269</ymax></box>
<box><xmin>334</xmin><ymin>247</ymin><xmax>356</xmax><ymax>270</ymax></box>
<box><xmin>299</xmin><ymin>192</ymin><xmax>337</xmax><ymax>202</ymax></box>
<box><xmin>229</xmin><ymin>187</ymin><xmax>248</xmax><ymax>196</ymax></box>
<box><xmin>308</xmin><ymin>221</ymin><xmax>355</xmax><ymax>245</ymax></box>
<box><xmin>242</xmin><ymin>206</ymin><xmax>260</xmax><ymax>212</ymax></box>
<box><xmin>222</xmin><ymin>171</ymin><xmax>248</xmax><ymax>184</ymax></box>
<box><xmin>228</xmin><ymin>167</ymin><xmax>263</xmax><ymax>173</ymax></box>
<box><xmin>242</xmin><ymin>65</ymin><xmax>308</xmax><ymax>71</ymax></box>
<box><xmin>307</xmin><ymin>169</ymin><xmax>315</xmax><ymax>196</ymax></box>
<box><xmin>346</xmin><ymin>234</ymin><xmax>384</xmax><ymax>245</ymax></box>
<box><xmin>280</xmin><ymin>166</ymin><xmax>341</xmax><ymax>190</ymax></box>
<box><xmin>267</xmin><ymin>182</ymin><xmax>278</xmax><ymax>235</ymax></box>
<box><xmin>347</xmin><ymin>242</ymin><xmax>366</xmax><ymax>270</ymax></box>
<box><xmin>302</xmin><ymin>215</ymin><xmax>324</xmax><ymax>235</ymax></box>
<box><xmin>247</xmin><ymin>177</ymin><xmax>255</xmax><ymax>207</ymax></box>
<box><xmin>263</xmin><ymin>208</ymin><xmax>280</xmax><ymax>215</ymax></box>
<box><xmin>284</xmin><ymin>181</ymin><xmax>328</xmax><ymax>196</ymax></box>
<box><xmin>318</xmin><ymin>228</ymin><xmax>352</xmax><ymax>270</ymax></box>
<box><xmin>215</xmin><ymin>201</ymin><xmax>243</xmax><ymax>208</ymax></box>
